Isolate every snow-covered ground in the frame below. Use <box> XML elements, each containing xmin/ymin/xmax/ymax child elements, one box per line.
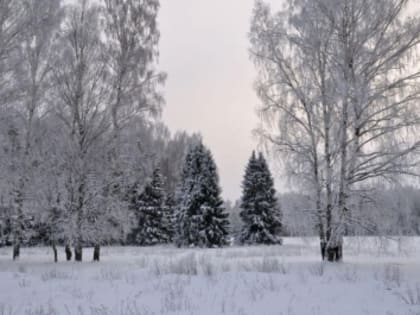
<box><xmin>0</xmin><ymin>237</ymin><xmax>419</xmax><ymax>315</ymax></box>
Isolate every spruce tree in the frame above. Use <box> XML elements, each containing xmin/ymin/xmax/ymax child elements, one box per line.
<box><xmin>175</xmin><ymin>142</ymin><xmax>229</xmax><ymax>247</ymax></box>
<box><xmin>200</xmin><ymin>146</ymin><xmax>230</xmax><ymax>246</ymax></box>
<box><xmin>130</xmin><ymin>168</ymin><xmax>171</xmax><ymax>246</ymax></box>
<box><xmin>164</xmin><ymin>193</ymin><xmax>176</xmax><ymax>242</ymax></box>
<box><xmin>239</xmin><ymin>152</ymin><xmax>282</xmax><ymax>245</ymax></box>
<box><xmin>174</xmin><ymin>144</ymin><xmax>198</xmax><ymax>246</ymax></box>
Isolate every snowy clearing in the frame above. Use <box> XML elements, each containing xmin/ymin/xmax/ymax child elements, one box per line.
<box><xmin>0</xmin><ymin>237</ymin><xmax>419</xmax><ymax>315</ymax></box>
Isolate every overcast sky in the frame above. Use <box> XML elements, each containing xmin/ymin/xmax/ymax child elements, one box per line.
<box><xmin>158</xmin><ymin>0</ymin><xmax>281</xmax><ymax>201</ymax></box>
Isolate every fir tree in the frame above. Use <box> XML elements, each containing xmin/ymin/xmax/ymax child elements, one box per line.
<box><xmin>130</xmin><ymin>168</ymin><xmax>171</xmax><ymax>246</ymax></box>
<box><xmin>239</xmin><ymin>152</ymin><xmax>282</xmax><ymax>245</ymax></box>
<box><xmin>175</xmin><ymin>142</ymin><xmax>229</xmax><ymax>247</ymax></box>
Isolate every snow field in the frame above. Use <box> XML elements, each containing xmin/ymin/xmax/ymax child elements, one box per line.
<box><xmin>0</xmin><ymin>237</ymin><xmax>419</xmax><ymax>315</ymax></box>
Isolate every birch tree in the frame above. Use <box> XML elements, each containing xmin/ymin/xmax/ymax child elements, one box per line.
<box><xmin>8</xmin><ymin>0</ymin><xmax>63</xmax><ymax>260</ymax></box>
<box><xmin>250</xmin><ymin>0</ymin><xmax>420</xmax><ymax>261</ymax></box>
<box><xmin>0</xmin><ymin>0</ymin><xmax>24</xmax><ymax>109</ymax></box>
<box><xmin>0</xmin><ymin>2</ymin><xmax>25</xmax><ymax>242</ymax></box>
<box><xmin>51</xmin><ymin>0</ymin><xmax>110</xmax><ymax>261</ymax></box>
<box><xmin>102</xmin><ymin>0</ymin><xmax>166</xmax><ymax>204</ymax></box>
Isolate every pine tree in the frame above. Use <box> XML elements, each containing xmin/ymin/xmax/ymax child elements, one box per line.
<box><xmin>175</xmin><ymin>142</ymin><xmax>229</xmax><ymax>247</ymax></box>
<box><xmin>130</xmin><ymin>168</ymin><xmax>171</xmax><ymax>246</ymax></box>
<box><xmin>239</xmin><ymin>152</ymin><xmax>282</xmax><ymax>245</ymax></box>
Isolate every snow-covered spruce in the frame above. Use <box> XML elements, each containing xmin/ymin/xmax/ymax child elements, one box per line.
<box><xmin>175</xmin><ymin>142</ymin><xmax>230</xmax><ymax>247</ymax></box>
<box><xmin>128</xmin><ymin>168</ymin><xmax>172</xmax><ymax>246</ymax></box>
<box><xmin>239</xmin><ymin>152</ymin><xmax>282</xmax><ymax>245</ymax></box>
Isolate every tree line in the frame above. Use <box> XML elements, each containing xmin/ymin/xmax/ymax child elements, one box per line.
<box><xmin>126</xmin><ymin>145</ymin><xmax>283</xmax><ymax>251</ymax></box>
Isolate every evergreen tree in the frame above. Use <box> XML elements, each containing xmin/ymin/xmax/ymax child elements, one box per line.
<box><xmin>174</xmin><ymin>144</ymin><xmax>197</xmax><ymax>246</ymax></box>
<box><xmin>175</xmin><ymin>142</ymin><xmax>229</xmax><ymax>247</ymax></box>
<box><xmin>130</xmin><ymin>168</ymin><xmax>171</xmax><ymax>245</ymax></box>
<box><xmin>239</xmin><ymin>152</ymin><xmax>282</xmax><ymax>245</ymax></box>
<box><xmin>164</xmin><ymin>193</ymin><xmax>176</xmax><ymax>242</ymax></box>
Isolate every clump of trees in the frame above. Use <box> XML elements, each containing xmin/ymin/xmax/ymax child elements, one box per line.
<box><xmin>0</xmin><ymin>0</ymin><xmax>202</xmax><ymax>262</ymax></box>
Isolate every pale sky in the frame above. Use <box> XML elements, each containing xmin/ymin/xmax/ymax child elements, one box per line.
<box><xmin>159</xmin><ymin>0</ymin><xmax>281</xmax><ymax>201</ymax></box>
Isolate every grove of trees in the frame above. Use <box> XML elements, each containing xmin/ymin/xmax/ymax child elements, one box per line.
<box><xmin>0</xmin><ymin>0</ymin><xmax>208</xmax><ymax>261</ymax></box>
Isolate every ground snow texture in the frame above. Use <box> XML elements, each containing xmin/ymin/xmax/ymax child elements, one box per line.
<box><xmin>0</xmin><ymin>237</ymin><xmax>419</xmax><ymax>315</ymax></box>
